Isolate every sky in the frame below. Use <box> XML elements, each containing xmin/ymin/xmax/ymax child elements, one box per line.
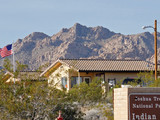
<box><xmin>0</xmin><ymin>0</ymin><xmax>160</xmax><ymax>48</ymax></box>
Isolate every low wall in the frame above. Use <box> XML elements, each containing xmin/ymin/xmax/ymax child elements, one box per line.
<box><xmin>114</xmin><ymin>87</ymin><xmax>160</xmax><ymax>120</ymax></box>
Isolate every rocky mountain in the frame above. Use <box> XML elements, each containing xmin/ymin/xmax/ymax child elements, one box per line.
<box><xmin>0</xmin><ymin>23</ymin><xmax>160</xmax><ymax>70</ymax></box>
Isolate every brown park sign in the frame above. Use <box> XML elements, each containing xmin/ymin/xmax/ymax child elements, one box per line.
<box><xmin>129</xmin><ymin>93</ymin><xmax>160</xmax><ymax>120</ymax></box>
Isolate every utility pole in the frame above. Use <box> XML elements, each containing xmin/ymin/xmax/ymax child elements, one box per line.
<box><xmin>142</xmin><ymin>20</ymin><xmax>158</xmax><ymax>81</ymax></box>
<box><xmin>154</xmin><ymin>20</ymin><xmax>157</xmax><ymax>81</ymax></box>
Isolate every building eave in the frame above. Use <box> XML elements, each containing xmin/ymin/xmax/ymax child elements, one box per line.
<box><xmin>40</xmin><ymin>59</ymin><xmax>79</xmax><ymax>77</ymax></box>
<box><xmin>79</xmin><ymin>70</ymin><xmax>153</xmax><ymax>73</ymax></box>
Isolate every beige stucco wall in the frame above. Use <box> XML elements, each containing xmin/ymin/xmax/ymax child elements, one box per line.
<box><xmin>114</xmin><ymin>88</ymin><xmax>160</xmax><ymax>120</ymax></box>
<box><xmin>69</xmin><ymin>72</ymin><xmax>104</xmax><ymax>81</ymax></box>
<box><xmin>105</xmin><ymin>72</ymin><xmax>139</xmax><ymax>91</ymax></box>
<box><xmin>105</xmin><ymin>72</ymin><xmax>139</xmax><ymax>82</ymax></box>
<box><xmin>48</xmin><ymin>63</ymin><xmax>142</xmax><ymax>91</ymax></box>
<box><xmin>74</xmin><ymin>71</ymin><xmax>139</xmax><ymax>84</ymax></box>
<box><xmin>48</xmin><ymin>66</ymin><xmax>106</xmax><ymax>90</ymax></box>
<box><xmin>74</xmin><ymin>72</ymin><xmax>140</xmax><ymax>92</ymax></box>
<box><xmin>48</xmin><ymin>64</ymin><xmax>70</xmax><ymax>91</ymax></box>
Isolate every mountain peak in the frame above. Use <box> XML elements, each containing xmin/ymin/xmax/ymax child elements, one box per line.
<box><xmin>67</xmin><ymin>23</ymin><xmax>88</xmax><ymax>37</ymax></box>
<box><xmin>24</xmin><ymin>32</ymin><xmax>49</xmax><ymax>41</ymax></box>
<box><xmin>73</xmin><ymin>23</ymin><xmax>83</xmax><ymax>27</ymax></box>
<box><xmin>72</xmin><ymin>23</ymin><xmax>87</xmax><ymax>30</ymax></box>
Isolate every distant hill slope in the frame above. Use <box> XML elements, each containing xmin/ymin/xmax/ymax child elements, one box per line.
<box><xmin>0</xmin><ymin>23</ymin><xmax>159</xmax><ymax>70</ymax></box>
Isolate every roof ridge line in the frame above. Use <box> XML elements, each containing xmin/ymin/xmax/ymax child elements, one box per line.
<box><xmin>59</xmin><ymin>58</ymin><xmax>145</xmax><ymax>61</ymax></box>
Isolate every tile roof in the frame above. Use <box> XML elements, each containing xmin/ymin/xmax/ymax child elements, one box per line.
<box><xmin>40</xmin><ymin>59</ymin><xmax>155</xmax><ymax>77</ymax></box>
<box><xmin>19</xmin><ymin>71</ymin><xmax>46</xmax><ymax>80</ymax></box>
<box><xmin>59</xmin><ymin>59</ymin><xmax>154</xmax><ymax>72</ymax></box>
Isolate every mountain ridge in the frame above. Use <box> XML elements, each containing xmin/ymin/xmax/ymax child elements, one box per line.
<box><xmin>0</xmin><ymin>23</ymin><xmax>159</xmax><ymax>70</ymax></box>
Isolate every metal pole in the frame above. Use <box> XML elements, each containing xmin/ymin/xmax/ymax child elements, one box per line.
<box><xmin>12</xmin><ymin>41</ymin><xmax>16</xmax><ymax>84</ymax></box>
<box><xmin>154</xmin><ymin>20</ymin><xmax>157</xmax><ymax>80</ymax></box>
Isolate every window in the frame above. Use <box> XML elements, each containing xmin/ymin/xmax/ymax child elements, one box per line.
<box><xmin>61</xmin><ymin>77</ymin><xmax>67</xmax><ymax>88</ymax></box>
<box><xmin>96</xmin><ymin>73</ymin><xmax>105</xmax><ymax>81</ymax></box>
<box><xmin>83</xmin><ymin>77</ymin><xmax>91</xmax><ymax>85</ymax></box>
<box><xmin>108</xmin><ymin>78</ymin><xmax>116</xmax><ymax>89</ymax></box>
<box><xmin>71</xmin><ymin>77</ymin><xmax>82</xmax><ymax>88</ymax></box>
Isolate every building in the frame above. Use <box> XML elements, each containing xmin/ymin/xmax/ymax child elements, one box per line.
<box><xmin>1</xmin><ymin>70</ymin><xmax>46</xmax><ymax>83</ymax></box>
<box><xmin>40</xmin><ymin>59</ymin><xmax>154</xmax><ymax>91</ymax></box>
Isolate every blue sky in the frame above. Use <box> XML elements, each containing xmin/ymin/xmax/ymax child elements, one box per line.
<box><xmin>0</xmin><ymin>0</ymin><xmax>160</xmax><ymax>48</ymax></box>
